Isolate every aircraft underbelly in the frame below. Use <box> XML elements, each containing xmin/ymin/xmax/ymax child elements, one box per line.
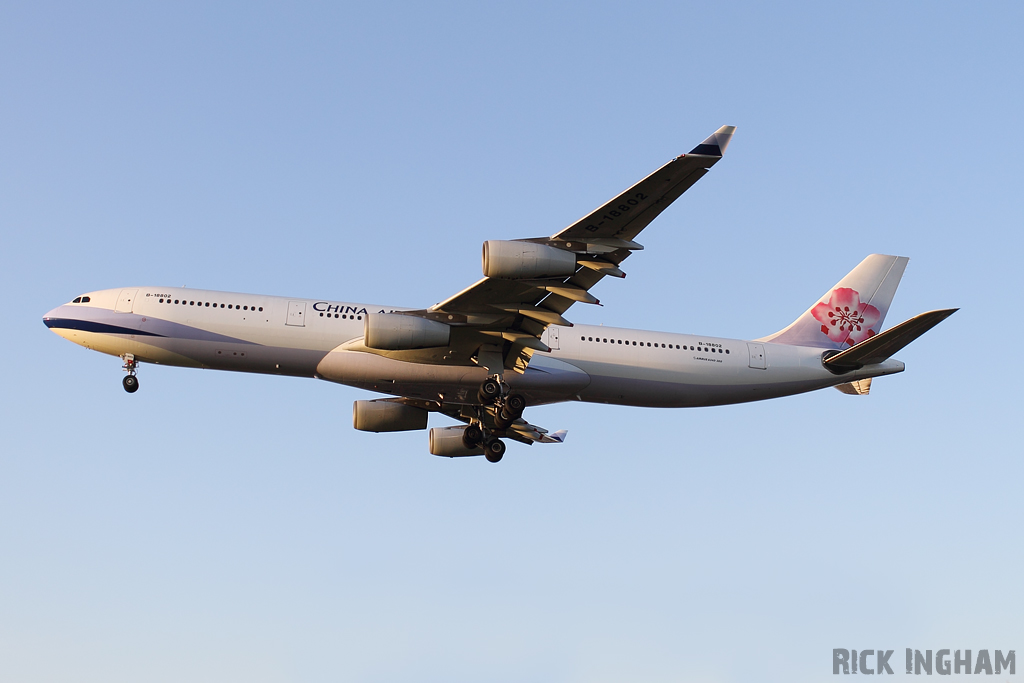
<box><xmin>315</xmin><ymin>349</ymin><xmax>590</xmax><ymax>405</ymax></box>
<box><xmin>577</xmin><ymin>373</ymin><xmax>838</xmax><ymax>407</ymax></box>
<box><xmin>566</xmin><ymin>352</ymin><xmax>841</xmax><ymax>407</ymax></box>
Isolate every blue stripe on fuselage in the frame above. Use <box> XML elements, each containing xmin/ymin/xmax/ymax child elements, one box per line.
<box><xmin>43</xmin><ymin>318</ymin><xmax>164</xmax><ymax>337</ymax></box>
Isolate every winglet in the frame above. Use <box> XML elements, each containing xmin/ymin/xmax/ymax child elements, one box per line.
<box><xmin>688</xmin><ymin>125</ymin><xmax>737</xmax><ymax>156</ymax></box>
<box><xmin>547</xmin><ymin>430</ymin><xmax>568</xmax><ymax>444</ymax></box>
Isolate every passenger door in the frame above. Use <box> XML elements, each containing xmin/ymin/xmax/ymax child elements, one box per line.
<box><xmin>747</xmin><ymin>342</ymin><xmax>767</xmax><ymax>369</ymax></box>
<box><xmin>286</xmin><ymin>301</ymin><xmax>306</xmax><ymax>327</ymax></box>
<box><xmin>115</xmin><ymin>289</ymin><xmax>138</xmax><ymax>313</ymax></box>
<box><xmin>546</xmin><ymin>326</ymin><xmax>560</xmax><ymax>350</ymax></box>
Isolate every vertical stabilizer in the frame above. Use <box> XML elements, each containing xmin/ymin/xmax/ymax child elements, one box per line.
<box><xmin>759</xmin><ymin>254</ymin><xmax>909</xmax><ymax>349</ymax></box>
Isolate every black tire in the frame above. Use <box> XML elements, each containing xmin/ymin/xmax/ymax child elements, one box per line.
<box><xmin>484</xmin><ymin>438</ymin><xmax>505</xmax><ymax>463</ymax></box>
<box><xmin>477</xmin><ymin>378</ymin><xmax>501</xmax><ymax>404</ymax></box>
<box><xmin>505</xmin><ymin>393</ymin><xmax>526</xmax><ymax>416</ymax></box>
<box><xmin>122</xmin><ymin>375</ymin><xmax>139</xmax><ymax>393</ymax></box>
<box><xmin>463</xmin><ymin>424</ymin><xmax>484</xmax><ymax>447</ymax></box>
<box><xmin>499</xmin><ymin>393</ymin><xmax>527</xmax><ymax>421</ymax></box>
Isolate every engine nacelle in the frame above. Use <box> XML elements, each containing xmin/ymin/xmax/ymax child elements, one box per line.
<box><xmin>482</xmin><ymin>240</ymin><xmax>577</xmax><ymax>279</ymax></box>
<box><xmin>429</xmin><ymin>426</ymin><xmax>485</xmax><ymax>457</ymax></box>
<box><xmin>353</xmin><ymin>400</ymin><xmax>428</xmax><ymax>432</ymax></box>
<box><xmin>364</xmin><ymin>313</ymin><xmax>450</xmax><ymax>350</ymax></box>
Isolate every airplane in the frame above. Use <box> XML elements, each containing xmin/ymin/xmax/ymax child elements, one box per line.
<box><xmin>43</xmin><ymin>125</ymin><xmax>956</xmax><ymax>462</ymax></box>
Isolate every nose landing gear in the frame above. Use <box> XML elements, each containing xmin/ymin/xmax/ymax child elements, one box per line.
<box><xmin>122</xmin><ymin>354</ymin><xmax>140</xmax><ymax>393</ymax></box>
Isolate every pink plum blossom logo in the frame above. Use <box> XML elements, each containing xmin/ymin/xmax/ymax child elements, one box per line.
<box><xmin>811</xmin><ymin>287</ymin><xmax>881</xmax><ymax>346</ymax></box>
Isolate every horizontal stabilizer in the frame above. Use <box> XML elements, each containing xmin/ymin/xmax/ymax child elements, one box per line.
<box><xmin>835</xmin><ymin>378</ymin><xmax>872</xmax><ymax>395</ymax></box>
<box><xmin>825</xmin><ymin>308</ymin><xmax>958</xmax><ymax>370</ymax></box>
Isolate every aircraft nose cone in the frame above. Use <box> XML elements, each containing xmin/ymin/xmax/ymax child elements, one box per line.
<box><xmin>43</xmin><ymin>305</ymin><xmax>74</xmax><ymax>334</ymax></box>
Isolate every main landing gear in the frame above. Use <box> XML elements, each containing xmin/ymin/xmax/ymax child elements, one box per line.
<box><xmin>468</xmin><ymin>377</ymin><xmax>528</xmax><ymax>463</ymax></box>
<box><xmin>463</xmin><ymin>424</ymin><xmax>506</xmax><ymax>463</ymax></box>
<box><xmin>122</xmin><ymin>354</ymin><xmax>140</xmax><ymax>393</ymax></box>
<box><xmin>483</xmin><ymin>438</ymin><xmax>506</xmax><ymax>463</ymax></box>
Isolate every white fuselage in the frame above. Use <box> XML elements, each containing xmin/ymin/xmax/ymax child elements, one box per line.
<box><xmin>43</xmin><ymin>286</ymin><xmax>904</xmax><ymax>407</ymax></box>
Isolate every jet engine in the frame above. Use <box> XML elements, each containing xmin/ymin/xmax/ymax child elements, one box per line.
<box><xmin>482</xmin><ymin>240</ymin><xmax>576</xmax><ymax>279</ymax></box>
<box><xmin>429</xmin><ymin>426</ymin><xmax>485</xmax><ymax>457</ymax></box>
<box><xmin>353</xmin><ymin>400</ymin><xmax>429</xmax><ymax>432</ymax></box>
<box><xmin>364</xmin><ymin>313</ymin><xmax>450</xmax><ymax>350</ymax></box>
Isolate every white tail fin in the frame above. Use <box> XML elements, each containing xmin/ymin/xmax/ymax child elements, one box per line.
<box><xmin>759</xmin><ymin>254</ymin><xmax>909</xmax><ymax>349</ymax></box>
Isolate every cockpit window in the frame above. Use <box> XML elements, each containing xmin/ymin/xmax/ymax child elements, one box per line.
<box><xmin>82</xmin><ymin>296</ymin><xmax>90</xmax><ymax>303</ymax></box>
<box><xmin>72</xmin><ymin>297</ymin><xmax>81</xmax><ymax>303</ymax></box>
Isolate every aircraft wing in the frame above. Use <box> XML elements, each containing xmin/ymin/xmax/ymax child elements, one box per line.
<box><xmin>394</xmin><ymin>126</ymin><xmax>735</xmax><ymax>373</ymax></box>
<box><xmin>551</xmin><ymin>125</ymin><xmax>736</xmax><ymax>244</ymax></box>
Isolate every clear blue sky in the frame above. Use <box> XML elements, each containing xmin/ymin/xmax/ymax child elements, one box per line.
<box><xmin>2</xmin><ymin>2</ymin><xmax>1022</xmax><ymax>681</ymax></box>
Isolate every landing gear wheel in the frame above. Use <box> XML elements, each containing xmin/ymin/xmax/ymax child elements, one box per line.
<box><xmin>484</xmin><ymin>438</ymin><xmax>505</xmax><ymax>463</ymax></box>
<box><xmin>121</xmin><ymin>354</ymin><xmax>139</xmax><ymax>393</ymax></box>
<box><xmin>505</xmin><ymin>393</ymin><xmax>526</xmax><ymax>416</ymax></box>
<box><xmin>496</xmin><ymin>393</ymin><xmax>527</xmax><ymax>428</ymax></box>
<box><xmin>477</xmin><ymin>378</ymin><xmax>502</xmax><ymax>404</ymax></box>
<box><xmin>463</xmin><ymin>424</ymin><xmax>484</xmax><ymax>448</ymax></box>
